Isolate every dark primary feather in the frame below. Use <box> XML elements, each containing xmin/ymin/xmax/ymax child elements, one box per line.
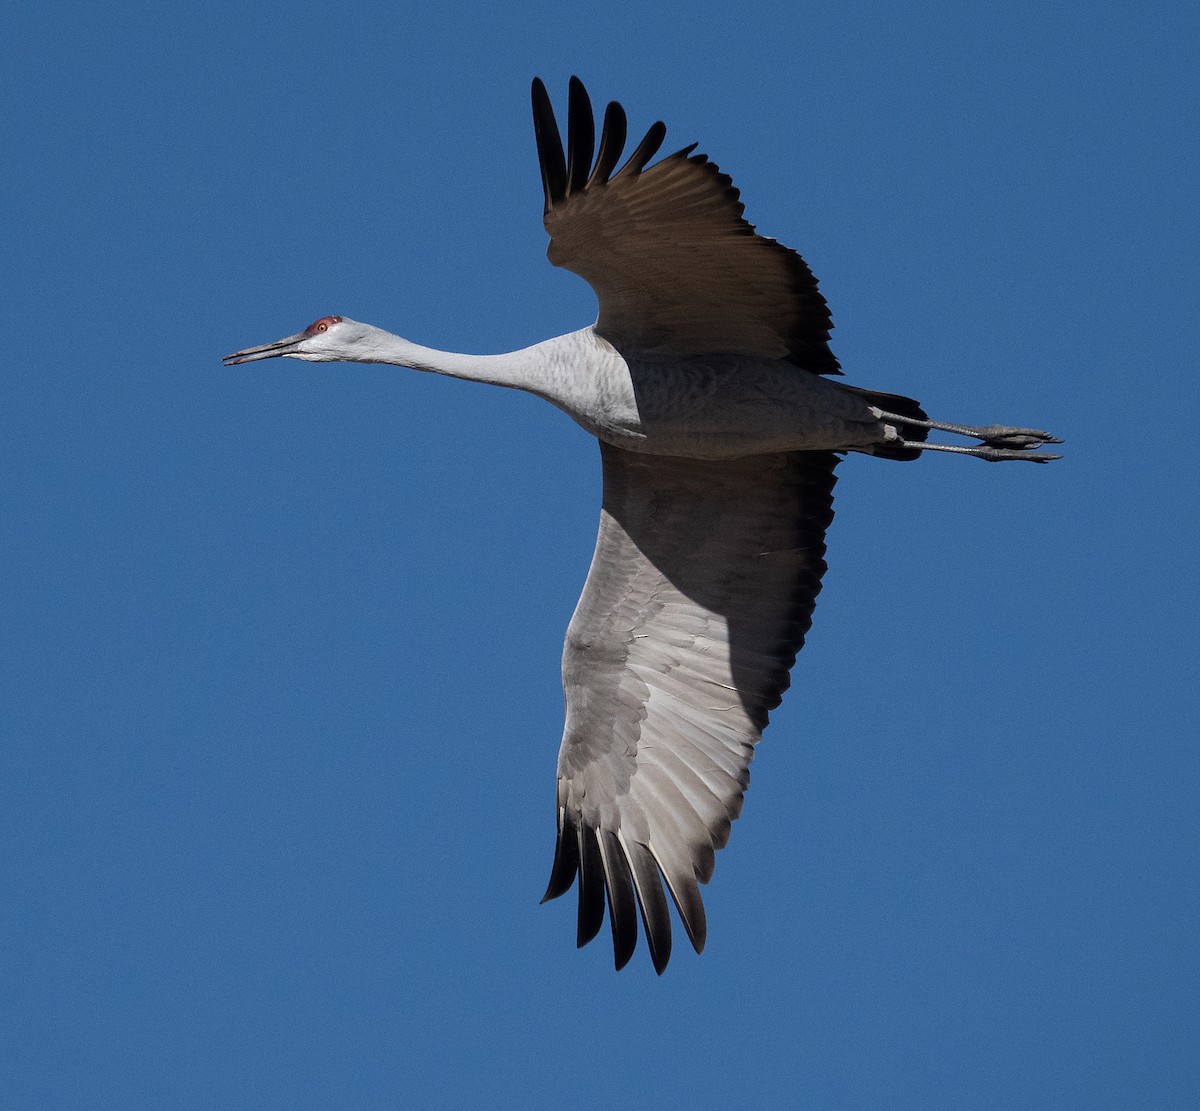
<box><xmin>531</xmin><ymin>78</ymin><xmax>567</xmax><ymax>211</ymax></box>
<box><xmin>565</xmin><ymin>76</ymin><xmax>595</xmax><ymax>195</ymax></box>
<box><xmin>621</xmin><ymin>836</ymin><xmax>673</xmax><ymax>974</ymax></box>
<box><xmin>587</xmin><ymin>100</ymin><xmax>627</xmax><ymax>188</ymax></box>
<box><xmin>598</xmin><ymin>829</ymin><xmax>638</xmax><ymax>970</ymax></box>
<box><xmin>613</xmin><ymin>119</ymin><xmax>668</xmax><ymax>180</ymax></box>
<box><xmin>575</xmin><ymin>823</ymin><xmax>606</xmax><ymax>947</ymax></box>
<box><xmin>543</xmin><ymin>444</ymin><xmax>839</xmax><ymax>972</ymax></box>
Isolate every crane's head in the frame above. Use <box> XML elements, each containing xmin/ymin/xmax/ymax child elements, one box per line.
<box><xmin>223</xmin><ymin>316</ymin><xmax>372</xmax><ymax>364</ymax></box>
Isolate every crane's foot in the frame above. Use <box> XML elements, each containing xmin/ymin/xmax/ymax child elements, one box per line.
<box><xmin>876</xmin><ymin>409</ymin><xmax>1063</xmax><ymax>463</ymax></box>
<box><xmin>895</xmin><ymin>440</ymin><xmax>1062</xmax><ymax>463</ymax></box>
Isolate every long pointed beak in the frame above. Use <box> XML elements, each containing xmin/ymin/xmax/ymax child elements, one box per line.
<box><xmin>222</xmin><ymin>331</ymin><xmax>308</xmax><ymax>365</ymax></box>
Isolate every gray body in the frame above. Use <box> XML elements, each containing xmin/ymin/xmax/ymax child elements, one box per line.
<box><xmin>529</xmin><ymin>329</ymin><xmax>887</xmax><ymax>459</ymax></box>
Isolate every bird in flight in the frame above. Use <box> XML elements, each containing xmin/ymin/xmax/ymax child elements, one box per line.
<box><xmin>225</xmin><ymin>77</ymin><xmax>1060</xmax><ymax>974</ymax></box>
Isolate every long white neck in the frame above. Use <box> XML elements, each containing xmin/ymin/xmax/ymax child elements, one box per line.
<box><xmin>356</xmin><ymin>329</ymin><xmax>538</xmax><ymax>393</ymax></box>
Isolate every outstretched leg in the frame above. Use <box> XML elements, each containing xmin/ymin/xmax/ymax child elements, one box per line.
<box><xmin>875</xmin><ymin>408</ymin><xmax>1062</xmax><ymax>463</ymax></box>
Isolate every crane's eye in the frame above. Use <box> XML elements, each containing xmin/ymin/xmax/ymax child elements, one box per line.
<box><xmin>305</xmin><ymin>315</ymin><xmax>343</xmax><ymax>335</ymax></box>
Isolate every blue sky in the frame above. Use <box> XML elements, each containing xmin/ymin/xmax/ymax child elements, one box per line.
<box><xmin>4</xmin><ymin>0</ymin><xmax>1197</xmax><ymax>1107</ymax></box>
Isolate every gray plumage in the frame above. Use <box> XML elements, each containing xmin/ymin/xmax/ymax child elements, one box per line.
<box><xmin>224</xmin><ymin>76</ymin><xmax>1060</xmax><ymax>975</ymax></box>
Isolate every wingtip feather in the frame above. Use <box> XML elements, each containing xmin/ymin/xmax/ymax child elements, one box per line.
<box><xmin>540</xmin><ymin>805</ymin><xmax>578</xmax><ymax>903</ymax></box>
<box><xmin>531</xmin><ymin>76</ymin><xmax>567</xmax><ymax>213</ymax></box>
<box><xmin>620</xmin><ymin>833</ymin><xmax>674</xmax><ymax>974</ymax></box>
<box><xmin>588</xmin><ymin>100</ymin><xmax>628</xmax><ymax>187</ymax></box>
<box><xmin>566</xmin><ymin>76</ymin><xmax>595</xmax><ymax>195</ymax></box>
<box><xmin>647</xmin><ymin>838</ymin><xmax>708</xmax><ymax>955</ymax></box>
<box><xmin>614</xmin><ymin>119</ymin><xmax>667</xmax><ymax>179</ymax></box>
<box><xmin>598</xmin><ymin>829</ymin><xmax>638</xmax><ymax>971</ymax></box>
<box><xmin>575</xmin><ymin>823</ymin><xmax>607</xmax><ymax>947</ymax></box>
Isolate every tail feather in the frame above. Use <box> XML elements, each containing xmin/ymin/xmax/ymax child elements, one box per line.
<box><xmin>842</xmin><ymin>385</ymin><xmax>928</xmax><ymax>461</ymax></box>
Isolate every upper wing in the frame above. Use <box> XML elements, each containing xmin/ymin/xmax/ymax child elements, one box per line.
<box><xmin>542</xmin><ymin>442</ymin><xmax>839</xmax><ymax>973</ymax></box>
<box><xmin>531</xmin><ymin>76</ymin><xmax>840</xmax><ymax>374</ymax></box>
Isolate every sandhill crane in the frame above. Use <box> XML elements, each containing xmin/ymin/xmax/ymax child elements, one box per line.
<box><xmin>225</xmin><ymin>77</ymin><xmax>1060</xmax><ymax>974</ymax></box>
